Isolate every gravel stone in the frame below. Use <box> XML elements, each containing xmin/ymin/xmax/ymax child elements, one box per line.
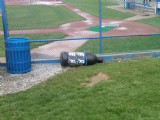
<box><xmin>0</xmin><ymin>63</ymin><xmax>67</xmax><ymax>95</ymax></box>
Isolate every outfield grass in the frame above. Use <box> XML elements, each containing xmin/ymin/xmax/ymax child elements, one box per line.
<box><xmin>63</xmin><ymin>0</ymin><xmax>135</xmax><ymax>19</ymax></box>
<box><xmin>76</xmin><ymin>35</ymin><xmax>160</xmax><ymax>54</ymax></box>
<box><xmin>0</xmin><ymin>32</ymin><xmax>67</xmax><ymax>57</ymax></box>
<box><xmin>1</xmin><ymin>57</ymin><xmax>160</xmax><ymax>119</ymax></box>
<box><xmin>6</xmin><ymin>5</ymin><xmax>85</xmax><ymax>30</ymax></box>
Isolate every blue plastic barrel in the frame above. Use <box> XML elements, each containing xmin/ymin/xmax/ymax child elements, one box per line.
<box><xmin>5</xmin><ymin>37</ymin><xmax>31</xmax><ymax>74</ymax></box>
<box><xmin>126</xmin><ymin>3</ymin><xmax>130</xmax><ymax>9</ymax></box>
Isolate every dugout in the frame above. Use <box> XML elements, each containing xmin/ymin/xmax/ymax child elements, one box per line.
<box><xmin>156</xmin><ymin>0</ymin><xmax>160</xmax><ymax>14</ymax></box>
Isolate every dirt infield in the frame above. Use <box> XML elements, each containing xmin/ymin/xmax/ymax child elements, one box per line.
<box><xmin>1</xmin><ymin>1</ymin><xmax>160</xmax><ymax>59</ymax></box>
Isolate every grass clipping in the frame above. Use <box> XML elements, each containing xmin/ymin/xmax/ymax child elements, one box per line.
<box><xmin>81</xmin><ymin>72</ymin><xmax>109</xmax><ymax>86</ymax></box>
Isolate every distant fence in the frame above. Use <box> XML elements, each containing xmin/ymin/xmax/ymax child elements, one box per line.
<box><xmin>0</xmin><ymin>0</ymin><xmax>160</xmax><ymax>64</ymax></box>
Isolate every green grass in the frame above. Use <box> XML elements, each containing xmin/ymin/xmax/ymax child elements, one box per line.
<box><xmin>6</xmin><ymin>5</ymin><xmax>85</xmax><ymax>30</ymax></box>
<box><xmin>0</xmin><ymin>35</ymin><xmax>5</xmax><ymax>56</ymax></box>
<box><xmin>0</xmin><ymin>17</ymin><xmax>3</xmax><ymax>31</ymax></box>
<box><xmin>1</xmin><ymin>34</ymin><xmax>159</xmax><ymax>57</ymax></box>
<box><xmin>135</xmin><ymin>16</ymin><xmax>160</xmax><ymax>32</ymax></box>
<box><xmin>76</xmin><ymin>35</ymin><xmax>160</xmax><ymax>54</ymax></box>
<box><xmin>63</xmin><ymin>0</ymin><xmax>135</xmax><ymax>19</ymax></box>
<box><xmin>1</xmin><ymin>57</ymin><xmax>160</xmax><ymax>119</ymax></box>
<box><xmin>0</xmin><ymin>32</ymin><xmax>67</xmax><ymax>57</ymax></box>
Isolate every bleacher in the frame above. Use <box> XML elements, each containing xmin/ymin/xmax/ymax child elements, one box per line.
<box><xmin>124</xmin><ymin>0</ymin><xmax>155</xmax><ymax>13</ymax></box>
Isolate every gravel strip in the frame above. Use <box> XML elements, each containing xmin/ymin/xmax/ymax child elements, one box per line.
<box><xmin>0</xmin><ymin>63</ymin><xmax>67</xmax><ymax>95</ymax></box>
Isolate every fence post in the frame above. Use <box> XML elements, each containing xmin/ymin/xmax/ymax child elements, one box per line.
<box><xmin>99</xmin><ymin>0</ymin><xmax>102</xmax><ymax>54</ymax></box>
<box><xmin>0</xmin><ymin>0</ymin><xmax>9</xmax><ymax>40</ymax></box>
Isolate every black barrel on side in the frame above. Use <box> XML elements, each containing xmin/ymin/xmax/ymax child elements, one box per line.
<box><xmin>60</xmin><ymin>52</ymin><xmax>103</xmax><ymax>67</ymax></box>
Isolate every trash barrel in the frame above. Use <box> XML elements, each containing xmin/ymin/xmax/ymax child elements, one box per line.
<box><xmin>126</xmin><ymin>2</ymin><xmax>130</xmax><ymax>9</ymax></box>
<box><xmin>4</xmin><ymin>37</ymin><xmax>31</xmax><ymax>74</ymax></box>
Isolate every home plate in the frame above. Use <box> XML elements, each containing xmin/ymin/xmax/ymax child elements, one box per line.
<box><xmin>117</xmin><ymin>27</ymin><xmax>127</xmax><ymax>30</ymax></box>
<box><xmin>101</xmin><ymin>23</ymin><xmax>119</xmax><ymax>27</ymax></box>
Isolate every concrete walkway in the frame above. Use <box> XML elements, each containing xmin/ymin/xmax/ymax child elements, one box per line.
<box><xmin>107</xmin><ymin>4</ymin><xmax>159</xmax><ymax>21</ymax></box>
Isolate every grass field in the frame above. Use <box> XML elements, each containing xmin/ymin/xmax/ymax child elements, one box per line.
<box><xmin>3</xmin><ymin>1</ymin><xmax>135</xmax><ymax>31</ymax></box>
<box><xmin>76</xmin><ymin>16</ymin><xmax>160</xmax><ymax>53</ymax></box>
<box><xmin>0</xmin><ymin>35</ymin><xmax>5</xmax><ymax>56</ymax></box>
<box><xmin>76</xmin><ymin>35</ymin><xmax>160</xmax><ymax>54</ymax></box>
<box><xmin>6</xmin><ymin>5</ymin><xmax>85</xmax><ymax>30</ymax></box>
<box><xmin>1</xmin><ymin>57</ymin><xmax>160</xmax><ymax>119</ymax></box>
<box><xmin>1</xmin><ymin>2</ymin><xmax>160</xmax><ymax>119</ymax></box>
<box><xmin>0</xmin><ymin>32</ymin><xmax>67</xmax><ymax>57</ymax></box>
<box><xmin>0</xmin><ymin>2</ymin><xmax>159</xmax><ymax>56</ymax></box>
<box><xmin>63</xmin><ymin>0</ymin><xmax>135</xmax><ymax>19</ymax></box>
<box><xmin>0</xmin><ymin>17</ymin><xmax>3</xmax><ymax>31</ymax></box>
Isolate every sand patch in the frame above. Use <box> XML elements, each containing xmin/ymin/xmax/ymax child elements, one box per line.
<box><xmin>81</xmin><ymin>72</ymin><xmax>109</xmax><ymax>86</ymax></box>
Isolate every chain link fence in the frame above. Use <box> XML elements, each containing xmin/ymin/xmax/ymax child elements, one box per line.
<box><xmin>0</xmin><ymin>0</ymin><xmax>160</xmax><ymax>95</ymax></box>
<box><xmin>0</xmin><ymin>0</ymin><xmax>160</xmax><ymax>63</ymax></box>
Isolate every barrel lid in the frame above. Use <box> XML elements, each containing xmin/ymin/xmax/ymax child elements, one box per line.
<box><xmin>7</xmin><ymin>37</ymin><xmax>29</xmax><ymax>42</ymax></box>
